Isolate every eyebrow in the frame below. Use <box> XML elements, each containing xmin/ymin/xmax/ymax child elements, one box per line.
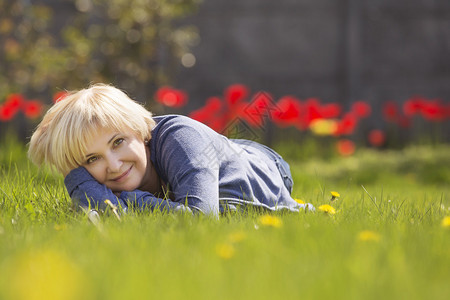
<box><xmin>85</xmin><ymin>133</ymin><xmax>120</xmax><ymax>158</ymax></box>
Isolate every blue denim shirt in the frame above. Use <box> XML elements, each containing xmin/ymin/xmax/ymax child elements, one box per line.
<box><xmin>64</xmin><ymin>115</ymin><xmax>313</xmax><ymax>216</ymax></box>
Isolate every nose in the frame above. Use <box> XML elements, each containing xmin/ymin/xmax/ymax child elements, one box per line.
<box><xmin>106</xmin><ymin>152</ymin><xmax>123</xmax><ymax>173</ymax></box>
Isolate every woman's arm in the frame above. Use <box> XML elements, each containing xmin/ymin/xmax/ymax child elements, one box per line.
<box><xmin>64</xmin><ymin>167</ymin><xmax>191</xmax><ymax>213</ymax></box>
<box><xmin>152</xmin><ymin>116</ymin><xmax>223</xmax><ymax>216</ymax></box>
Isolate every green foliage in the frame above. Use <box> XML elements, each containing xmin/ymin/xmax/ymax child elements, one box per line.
<box><xmin>0</xmin><ymin>141</ymin><xmax>449</xmax><ymax>299</ymax></box>
<box><xmin>287</xmin><ymin>144</ymin><xmax>450</xmax><ymax>187</ymax></box>
<box><xmin>0</xmin><ymin>0</ymin><xmax>201</xmax><ymax>100</ymax></box>
<box><xmin>0</xmin><ymin>132</ymin><xmax>29</xmax><ymax>168</ymax></box>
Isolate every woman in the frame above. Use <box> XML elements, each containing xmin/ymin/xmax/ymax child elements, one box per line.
<box><xmin>28</xmin><ymin>84</ymin><xmax>313</xmax><ymax>216</ymax></box>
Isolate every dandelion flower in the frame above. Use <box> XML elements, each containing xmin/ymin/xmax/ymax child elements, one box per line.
<box><xmin>442</xmin><ymin>216</ymin><xmax>450</xmax><ymax>228</ymax></box>
<box><xmin>295</xmin><ymin>199</ymin><xmax>305</xmax><ymax>204</ymax></box>
<box><xmin>330</xmin><ymin>191</ymin><xmax>340</xmax><ymax>201</ymax></box>
<box><xmin>258</xmin><ymin>215</ymin><xmax>283</xmax><ymax>228</ymax></box>
<box><xmin>104</xmin><ymin>199</ymin><xmax>121</xmax><ymax>221</ymax></box>
<box><xmin>216</xmin><ymin>243</ymin><xmax>235</xmax><ymax>259</ymax></box>
<box><xmin>358</xmin><ymin>230</ymin><xmax>381</xmax><ymax>242</ymax></box>
<box><xmin>6</xmin><ymin>249</ymin><xmax>87</xmax><ymax>300</ymax></box>
<box><xmin>309</xmin><ymin>119</ymin><xmax>338</xmax><ymax>136</ymax></box>
<box><xmin>318</xmin><ymin>204</ymin><xmax>336</xmax><ymax>215</ymax></box>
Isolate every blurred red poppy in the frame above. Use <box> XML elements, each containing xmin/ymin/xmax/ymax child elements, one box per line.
<box><xmin>224</xmin><ymin>84</ymin><xmax>249</xmax><ymax>106</ymax></box>
<box><xmin>403</xmin><ymin>96</ymin><xmax>425</xmax><ymax>116</ymax></box>
<box><xmin>0</xmin><ymin>94</ymin><xmax>25</xmax><ymax>121</ymax></box>
<box><xmin>320</xmin><ymin>103</ymin><xmax>341</xmax><ymax>119</ymax></box>
<box><xmin>334</xmin><ymin>112</ymin><xmax>358</xmax><ymax>136</ymax></box>
<box><xmin>272</xmin><ymin>96</ymin><xmax>302</xmax><ymax>127</ymax></box>
<box><xmin>368</xmin><ymin>129</ymin><xmax>386</xmax><ymax>147</ymax></box>
<box><xmin>155</xmin><ymin>86</ymin><xmax>188</xmax><ymax>108</ymax></box>
<box><xmin>303</xmin><ymin>98</ymin><xmax>323</xmax><ymax>127</ymax></box>
<box><xmin>189</xmin><ymin>96</ymin><xmax>228</xmax><ymax>132</ymax></box>
<box><xmin>351</xmin><ymin>101</ymin><xmax>371</xmax><ymax>118</ymax></box>
<box><xmin>189</xmin><ymin>97</ymin><xmax>222</xmax><ymax>123</ymax></box>
<box><xmin>421</xmin><ymin>99</ymin><xmax>445</xmax><ymax>121</ymax></box>
<box><xmin>383</xmin><ymin>101</ymin><xmax>399</xmax><ymax>122</ymax></box>
<box><xmin>243</xmin><ymin>92</ymin><xmax>273</xmax><ymax>127</ymax></box>
<box><xmin>5</xmin><ymin>94</ymin><xmax>25</xmax><ymax>110</ymax></box>
<box><xmin>23</xmin><ymin>100</ymin><xmax>43</xmax><ymax>119</ymax></box>
<box><xmin>53</xmin><ymin>91</ymin><xmax>69</xmax><ymax>103</ymax></box>
<box><xmin>0</xmin><ymin>104</ymin><xmax>15</xmax><ymax>121</ymax></box>
<box><xmin>336</xmin><ymin>139</ymin><xmax>355</xmax><ymax>156</ymax></box>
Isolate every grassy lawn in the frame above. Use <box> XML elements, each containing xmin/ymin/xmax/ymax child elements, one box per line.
<box><xmin>0</xmin><ymin>138</ymin><xmax>449</xmax><ymax>300</ymax></box>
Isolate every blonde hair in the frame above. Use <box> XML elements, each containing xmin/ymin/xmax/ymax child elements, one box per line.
<box><xmin>28</xmin><ymin>84</ymin><xmax>156</xmax><ymax>175</ymax></box>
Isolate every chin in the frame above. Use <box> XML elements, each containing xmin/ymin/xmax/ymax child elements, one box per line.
<box><xmin>109</xmin><ymin>184</ymin><xmax>137</xmax><ymax>193</ymax></box>
<box><xmin>120</xmin><ymin>182</ymin><xmax>140</xmax><ymax>192</ymax></box>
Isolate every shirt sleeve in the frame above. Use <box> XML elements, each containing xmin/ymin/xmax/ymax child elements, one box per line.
<box><xmin>153</xmin><ymin>116</ymin><xmax>221</xmax><ymax>216</ymax></box>
<box><xmin>64</xmin><ymin>166</ymin><xmax>191</xmax><ymax>214</ymax></box>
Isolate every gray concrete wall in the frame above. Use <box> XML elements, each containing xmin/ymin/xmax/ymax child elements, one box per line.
<box><xmin>175</xmin><ymin>0</ymin><xmax>450</xmax><ymax>115</ymax></box>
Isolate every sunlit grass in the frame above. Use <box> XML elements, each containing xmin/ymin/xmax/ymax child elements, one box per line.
<box><xmin>0</xmin><ymin>139</ymin><xmax>449</xmax><ymax>300</ymax></box>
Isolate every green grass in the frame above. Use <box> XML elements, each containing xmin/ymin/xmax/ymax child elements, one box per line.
<box><xmin>0</xmin><ymin>139</ymin><xmax>449</xmax><ymax>300</ymax></box>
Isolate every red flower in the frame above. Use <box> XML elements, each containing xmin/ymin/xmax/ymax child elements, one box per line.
<box><xmin>403</xmin><ymin>96</ymin><xmax>425</xmax><ymax>117</ymax></box>
<box><xmin>303</xmin><ymin>98</ymin><xmax>323</xmax><ymax>126</ymax></box>
<box><xmin>189</xmin><ymin>97</ymin><xmax>226</xmax><ymax>132</ymax></box>
<box><xmin>53</xmin><ymin>91</ymin><xmax>69</xmax><ymax>103</ymax></box>
<box><xmin>272</xmin><ymin>96</ymin><xmax>302</xmax><ymax>127</ymax></box>
<box><xmin>383</xmin><ymin>101</ymin><xmax>399</xmax><ymax>122</ymax></box>
<box><xmin>23</xmin><ymin>100</ymin><xmax>43</xmax><ymax>119</ymax></box>
<box><xmin>320</xmin><ymin>103</ymin><xmax>341</xmax><ymax>119</ymax></box>
<box><xmin>383</xmin><ymin>101</ymin><xmax>413</xmax><ymax>127</ymax></box>
<box><xmin>368</xmin><ymin>129</ymin><xmax>386</xmax><ymax>147</ymax></box>
<box><xmin>0</xmin><ymin>104</ymin><xmax>16</xmax><ymax>121</ymax></box>
<box><xmin>421</xmin><ymin>99</ymin><xmax>445</xmax><ymax>121</ymax></box>
<box><xmin>190</xmin><ymin>97</ymin><xmax>222</xmax><ymax>122</ymax></box>
<box><xmin>224</xmin><ymin>84</ymin><xmax>249</xmax><ymax>106</ymax></box>
<box><xmin>5</xmin><ymin>94</ymin><xmax>25</xmax><ymax>110</ymax></box>
<box><xmin>334</xmin><ymin>112</ymin><xmax>358</xmax><ymax>136</ymax></box>
<box><xmin>351</xmin><ymin>101</ymin><xmax>371</xmax><ymax>118</ymax></box>
<box><xmin>0</xmin><ymin>93</ymin><xmax>25</xmax><ymax>121</ymax></box>
<box><xmin>242</xmin><ymin>92</ymin><xmax>274</xmax><ymax>127</ymax></box>
<box><xmin>336</xmin><ymin>139</ymin><xmax>355</xmax><ymax>156</ymax></box>
<box><xmin>155</xmin><ymin>86</ymin><xmax>188</xmax><ymax>108</ymax></box>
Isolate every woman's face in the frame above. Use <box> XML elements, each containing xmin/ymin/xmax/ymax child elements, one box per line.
<box><xmin>82</xmin><ymin>127</ymin><xmax>151</xmax><ymax>192</ymax></box>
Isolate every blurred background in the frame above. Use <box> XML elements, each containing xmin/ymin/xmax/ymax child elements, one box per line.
<box><xmin>0</xmin><ymin>0</ymin><xmax>449</xmax><ymax>154</ymax></box>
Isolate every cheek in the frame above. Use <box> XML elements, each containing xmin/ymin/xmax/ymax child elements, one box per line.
<box><xmin>130</xmin><ymin>142</ymin><xmax>148</xmax><ymax>167</ymax></box>
<box><xmin>85</xmin><ymin>164</ymin><xmax>106</xmax><ymax>183</ymax></box>
<box><xmin>134</xmin><ymin>153</ymin><xmax>148</xmax><ymax>176</ymax></box>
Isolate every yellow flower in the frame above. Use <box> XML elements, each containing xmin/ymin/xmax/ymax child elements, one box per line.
<box><xmin>318</xmin><ymin>204</ymin><xmax>336</xmax><ymax>215</ymax></box>
<box><xmin>4</xmin><ymin>249</ymin><xmax>89</xmax><ymax>300</ymax></box>
<box><xmin>295</xmin><ymin>199</ymin><xmax>305</xmax><ymax>204</ymax></box>
<box><xmin>258</xmin><ymin>215</ymin><xmax>283</xmax><ymax>228</ymax></box>
<box><xmin>227</xmin><ymin>231</ymin><xmax>247</xmax><ymax>243</ymax></box>
<box><xmin>104</xmin><ymin>199</ymin><xmax>121</xmax><ymax>221</ymax></box>
<box><xmin>358</xmin><ymin>230</ymin><xmax>381</xmax><ymax>242</ymax></box>
<box><xmin>441</xmin><ymin>216</ymin><xmax>450</xmax><ymax>228</ymax></box>
<box><xmin>309</xmin><ymin>119</ymin><xmax>338</xmax><ymax>136</ymax></box>
<box><xmin>330</xmin><ymin>191</ymin><xmax>340</xmax><ymax>201</ymax></box>
<box><xmin>216</xmin><ymin>243</ymin><xmax>235</xmax><ymax>259</ymax></box>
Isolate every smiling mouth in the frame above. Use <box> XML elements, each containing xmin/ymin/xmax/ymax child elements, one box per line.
<box><xmin>111</xmin><ymin>166</ymin><xmax>132</xmax><ymax>182</ymax></box>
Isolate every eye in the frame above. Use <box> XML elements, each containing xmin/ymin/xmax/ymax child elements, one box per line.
<box><xmin>86</xmin><ymin>156</ymin><xmax>98</xmax><ymax>164</ymax></box>
<box><xmin>113</xmin><ymin>138</ymin><xmax>124</xmax><ymax>148</ymax></box>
